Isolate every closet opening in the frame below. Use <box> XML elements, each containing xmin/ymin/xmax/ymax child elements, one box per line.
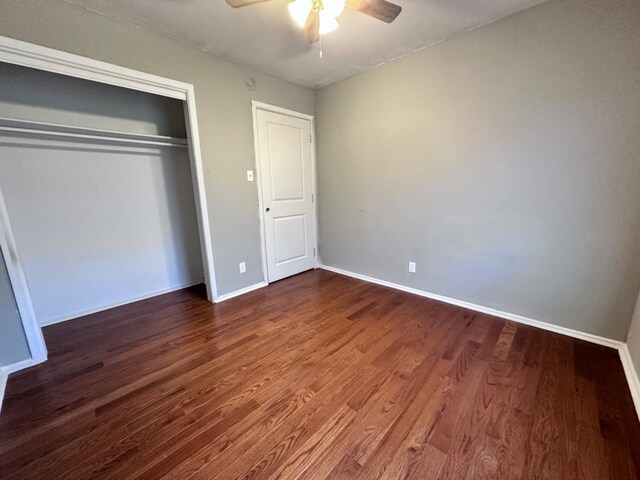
<box><xmin>0</xmin><ymin>52</ymin><xmax>216</xmax><ymax>371</ymax></box>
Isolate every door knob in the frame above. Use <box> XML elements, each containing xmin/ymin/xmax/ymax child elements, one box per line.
<box><xmin>265</xmin><ymin>207</ymin><xmax>270</xmax><ymax>212</ymax></box>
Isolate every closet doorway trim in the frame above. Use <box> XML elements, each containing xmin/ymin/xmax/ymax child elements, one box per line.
<box><xmin>0</xmin><ymin>36</ymin><xmax>219</xmax><ymax>369</ymax></box>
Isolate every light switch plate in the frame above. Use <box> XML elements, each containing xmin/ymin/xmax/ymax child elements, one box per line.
<box><xmin>246</xmin><ymin>170</ymin><xmax>254</xmax><ymax>182</ymax></box>
<box><xmin>239</xmin><ymin>262</ymin><xmax>246</xmax><ymax>273</ymax></box>
<box><xmin>408</xmin><ymin>262</ymin><xmax>416</xmax><ymax>273</ymax></box>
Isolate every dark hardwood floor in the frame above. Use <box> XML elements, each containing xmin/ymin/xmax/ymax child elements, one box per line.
<box><xmin>1</xmin><ymin>269</ymin><xmax>639</xmax><ymax>479</ymax></box>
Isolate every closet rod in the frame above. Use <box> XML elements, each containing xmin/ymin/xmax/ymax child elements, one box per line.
<box><xmin>0</xmin><ymin>117</ymin><xmax>189</xmax><ymax>148</ymax></box>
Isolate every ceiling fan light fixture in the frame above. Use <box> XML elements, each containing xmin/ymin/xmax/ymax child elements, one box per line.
<box><xmin>229</xmin><ymin>0</ymin><xmax>401</xmax><ymax>44</ymax></box>
<box><xmin>319</xmin><ymin>11</ymin><xmax>339</xmax><ymax>34</ymax></box>
<box><xmin>323</xmin><ymin>0</ymin><xmax>345</xmax><ymax>18</ymax></box>
<box><xmin>288</xmin><ymin>0</ymin><xmax>312</xmax><ymax>28</ymax></box>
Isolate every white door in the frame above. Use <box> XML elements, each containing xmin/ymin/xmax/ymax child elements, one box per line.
<box><xmin>255</xmin><ymin>108</ymin><xmax>316</xmax><ymax>283</ymax></box>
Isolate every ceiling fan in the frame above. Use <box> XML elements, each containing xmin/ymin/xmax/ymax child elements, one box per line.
<box><xmin>225</xmin><ymin>0</ymin><xmax>402</xmax><ymax>43</ymax></box>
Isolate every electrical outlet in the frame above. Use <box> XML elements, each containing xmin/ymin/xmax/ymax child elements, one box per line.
<box><xmin>239</xmin><ymin>262</ymin><xmax>246</xmax><ymax>273</ymax></box>
<box><xmin>408</xmin><ymin>261</ymin><xmax>416</xmax><ymax>273</ymax></box>
<box><xmin>246</xmin><ymin>170</ymin><xmax>254</xmax><ymax>182</ymax></box>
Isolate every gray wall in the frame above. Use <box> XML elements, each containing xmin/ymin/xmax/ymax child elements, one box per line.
<box><xmin>628</xmin><ymin>293</ymin><xmax>640</xmax><ymax>376</ymax></box>
<box><xmin>316</xmin><ymin>0</ymin><xmax>640</xmax><ymax>340</ymax></box>
<box><xmin>0</xmin><ymin>0</ymin><xmax>315</xmax><ymax>296</ymax></box>
<box><xmin>0</xmin><ymin>62</ymin><xmax>186</xmax><ymax>137</ymax></box>
<box><xmin>0</xmin><ymin>135</ymin><xmax>203</xmax><ymax>326</ymax></box>
<box><xmin>0</xmin><ymin>251</ymin><xmax>30</xmax><ymax>366</ymax></box>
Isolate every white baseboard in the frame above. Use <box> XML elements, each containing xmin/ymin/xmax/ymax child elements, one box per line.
<box><xmin>0</xmin><ymin>356</ymin><xmax>46</xmax><ymax>414</ymax></box>
<box><xmin>39</xmin><ymin>280</ymin><xmax>203</xmax><ymax>327</ymax></box>
<box><xmin>215</xmin><ymin>281</ymin><xmax>268</xmax><ymax>303</ymax></box>
<box><xmin>619</xmin><ymin>344</ymin><xmax>640</xmax><ymax>422</ymax></box>
<box><xmin>1</xmin><ymin>356</ymin><xmax>46</xmax><ymax>375</ymax></box>
<box><xmin>0</xmin><ymin>282</ymin><xmax>203</xmax><ymax>411</ymax></box>
<box><xmin>3</xmin><ymin>267</ymin><xmax>638</xmax><ymax>421</ymax></box>
<box><xmin>0</xmin><ymin>371</ymin><xmax>7</xmax><ymax>414</ymax></box>
<box><xmin>319</xmin><ymin>264</ymin><xmax>640</xmax><ymax>421</ymax></box>
<box><xmin>319</xmin><ymin>264</ymin><xmax>621</xmax><ymax>348</ymax></box>
<box><xmin>0</xmin><ymin>279</ymin><xmax>265</xmax><ymax>409</ymax></box>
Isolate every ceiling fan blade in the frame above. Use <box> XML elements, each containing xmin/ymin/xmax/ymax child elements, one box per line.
<box><xmin>225</xmin><ymin>0</ymin><xmax>272</xmax><ymax>7</ymax></box>
<box><xmin>304</xmin><ymin>10</ymin><xmax>320</xmax><ymax>43</ymax></box>
<box><xmin>345</xmin><ymin>0</ymin><xmax>402</xmax><ymax>23</ymax></box>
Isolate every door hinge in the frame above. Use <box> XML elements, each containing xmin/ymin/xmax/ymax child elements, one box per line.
<box><xmin>311</xmin><ymin>193</ymin><xmax>315</xmax><ymax>203</ymax></box>
<box><xmin>309</xmin><ymin>133</ymin><xmax>313</xmax><ymax>143</ymax></box>
<box><xmin>313</xmin><ymin>248</ymin><xmax>316</xmax><ymax>257</ymax></box>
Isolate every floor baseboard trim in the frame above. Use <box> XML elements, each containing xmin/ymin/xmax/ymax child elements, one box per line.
<box><xmin>0</xmin><ymin>280</ymin><xmax>268</xmax><ymax>409</ymax></box>
<box><xmin>319</xmin><ymin>264</ymin><xmax>623</xmax><ymax>349</ymax></box>
<box><xmin>0</xmin><ymin>371</ymin><xmax>7</xmax><ymax>414</ymax></box>
<box><xmin>619</xmin><ymin>344</ymin><xmax>640</xmax><ymax>422</ymax></box>
<box><xmin>320</xmin><ymin>264</ymin><xmax>640</xmax><ymax>420</ymax></box>
<box><xmin>39</xmin><ymin>281</ymin><xmax>203</xmax><ymax>327</ymax></box>
<box><xmin>215</xmin><ymin>282</ymin><xmax>268</xmax><ymax>303</ymax></box>
<box><xmin>1</xmin><ymin>356</ymin><xmax>46</xmax><ymax>375</ymax></box>
<box><xmin>1</xmin><ymin>357</ymin><xmax>47</xmax><ymax>412</ymax></box>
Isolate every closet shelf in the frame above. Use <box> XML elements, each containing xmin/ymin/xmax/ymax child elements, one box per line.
<box><xmin>0</xmin><ymin>117</ymin><xmax>189</xmax><ymax>148</ymax></box>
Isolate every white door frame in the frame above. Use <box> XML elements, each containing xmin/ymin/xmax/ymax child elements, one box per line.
<box><xmin>0</xmin><ymin>36</ymin><xmax>219</xmax><ymax>371</ymax></box>
<box><xmin>251</xmin><ymin>101</ymin><xmax>318</xmax><ymax>285</ymax></box>
<box><xmin>0</xmin><ymin>189</ymin><xmax>47</xmax><ymax>372</ymax></box>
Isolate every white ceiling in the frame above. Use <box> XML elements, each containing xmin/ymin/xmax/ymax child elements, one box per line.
<box><xmin>63</xmin><ymin>0</ymin><xmax>547</xmax><ymax>88</ymax></box>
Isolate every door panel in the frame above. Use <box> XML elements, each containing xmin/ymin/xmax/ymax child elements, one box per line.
<box><xmin>267</xmin><ymin>123</ymin><xmax>305</xmax><ymax>201</ymax></box>
<box><xmin>274</xmin><ymin>214</ymin><xmax>307</xmax><ymax>264</ymax></box>
<box><xmin>256</xmin><ymin>109</ymin><xmax>315</xmax><ymax>283</ymax></box>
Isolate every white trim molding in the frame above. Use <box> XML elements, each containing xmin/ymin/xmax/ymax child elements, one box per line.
<box><xmin>251</xmin><ymin>101</ymin><xmax>315</xmax><ymax>121</ymax></box>
<box><xmin>215</xmin><ymin>282</ymin><xmax>268</xmax><ymax>303</ymax></box>
<box><xmin>319</xmin><ymin>264</ymin><xmax>621</xmax><ymax>348</ymax></box>
<box><xmin>1</xmin><ymin>357</ymin><xmax>46</xmax><ymax>375</ymax></box>
<box><xmin>0</xmin><ymin>371</ymin><xmax>7</xmax><ymax>413</ymax></box>
<box><xmin>0</xmin><ymin>35</ymin><xmax>220</xmax><ymax>375</ymax></box>
<box><xmin>0</xmin><ymin>35</ymin><xmax>218</xmax><ymax>303</ymax></box>
<box><xmin>1</xmin><ymin>358</ymin><xmax>46</xmax><ymax>414</ymax></box>
<box><xmin>0</xmin><ymin>36</ymin><xmax>188</xmax><ymax>99</ymax></box>
<box><xmin>39</xmin><ymin>281</ymin><xmax>202</xmax><ymax>327</ymax></box>
<box><xmin>319</xmin><ymin>264</ymin><xmax>640</xmax><ymax>421</ymax></box>
<box><xmin>0</xmin><ymin>281</ymin><xmax>199</xmax><ymax>410</ymax></box>
<box><xmin>619</xmin><ymin>344</ymin><xmax>640</xmax><ymax>422</ymax></box>
<box><xmin>0</xmin><ymin>189</ymin><xmax>47</xmax><ymax>364</ymax></box>
<box><xmin>0</xmin><ymin>117</ymin><xmax>189</xmax><ymax>149</ymax></box>
<box><xmin>0</xmin><ymin>281</ymin><xmax>262</xmax><ymax>409</ymax></box>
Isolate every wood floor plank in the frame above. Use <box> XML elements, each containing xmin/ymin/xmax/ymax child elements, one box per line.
<box><xmin>325</xmin><ymin>454</ymin><xmax>362</xmax><ymax>479</ymax></box>
<box><xmin>1</xmin><ymin>270</ymin><xmax>639</xmax><ymax>480</ymax></box>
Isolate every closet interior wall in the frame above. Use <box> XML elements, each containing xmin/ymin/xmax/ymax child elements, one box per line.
<box><xmin>0</xmin><ymin>62</ymin><xmax>204</xmax><ymax>332</ymax></box>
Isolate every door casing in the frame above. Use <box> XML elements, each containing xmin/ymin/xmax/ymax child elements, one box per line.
<box><xmin>0</xmin><ymin>35</ymin><xmax>220</xmax><ymax>373</ymax></box>
<box><xmin>251</xmin><ymin>101</ymin><xmax>319</xmax><ymax>285</ymax></box>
